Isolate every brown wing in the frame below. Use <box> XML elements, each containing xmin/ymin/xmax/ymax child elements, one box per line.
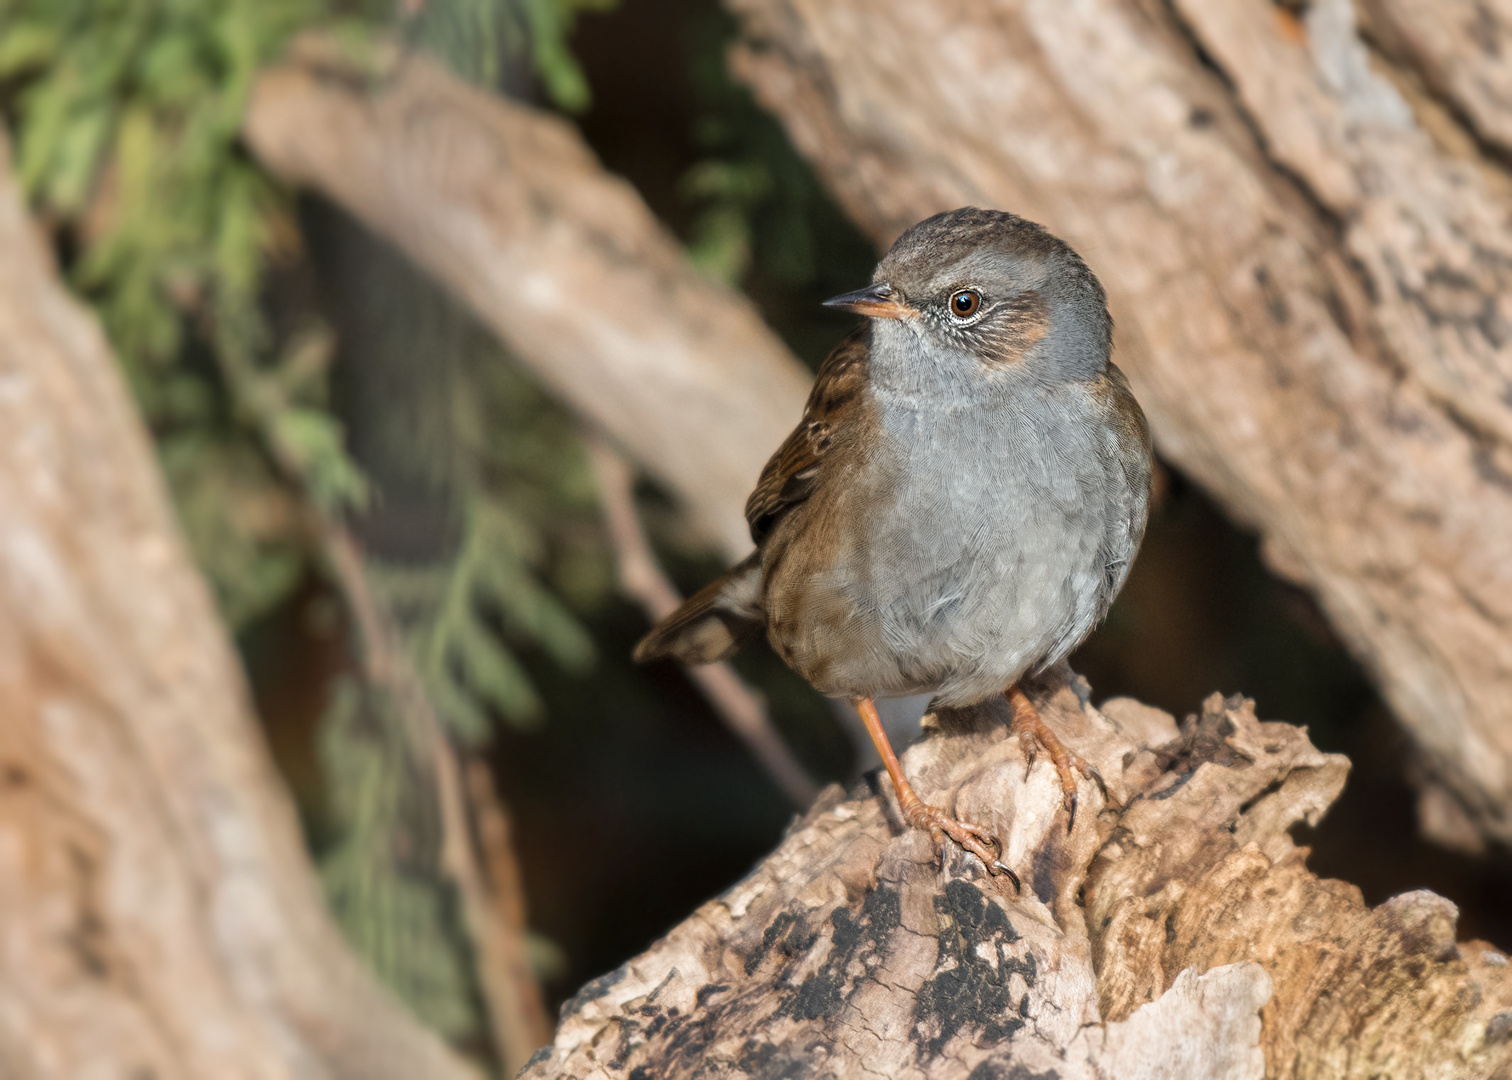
<box><xmin>632</xmin><ymin>552</ymin><xmax>762</xmax><ymax>665</ymax></box>
<box><xmin>745</xmin><ymin>326</ymin><xmax>870</xmax><ymax>545</ymax></box>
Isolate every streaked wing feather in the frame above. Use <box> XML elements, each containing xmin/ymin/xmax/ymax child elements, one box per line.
<box><xmin>745</xmin><ymin>327</ymin><xmax>870</xmax><ymax>545</ymax></box>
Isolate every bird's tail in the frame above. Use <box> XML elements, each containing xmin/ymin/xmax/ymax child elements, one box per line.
<box><xmin>633</xmin><ymin>552</ymin><xmax>764</xmax><ymax>665</ymax></box>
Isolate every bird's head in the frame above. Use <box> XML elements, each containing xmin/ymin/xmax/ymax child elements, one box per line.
<box><xmin>824</xmin><ymin>207</ymin><xmax>1111</xmax><ymax>385</ymax></box>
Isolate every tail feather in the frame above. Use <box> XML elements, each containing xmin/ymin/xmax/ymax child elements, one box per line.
<box><xmin>633</xmin><ymin>553</ymin><xmax>763</xmax><ymax>664</ymax></box>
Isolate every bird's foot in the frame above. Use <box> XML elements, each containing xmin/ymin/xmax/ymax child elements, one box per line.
<box><xmin>853</xmin><ymin>696</ymin><xmax>1018</xmax><ymax>888</ymax></box>
<box><xmin>1007</xmin><ymin>684</ymin><xmax>1103</xmax><ymax>832</ymax></box>
<box><xmin>902</xmin><ymin>798</ymin><xmax>1020</xmax><ymax>891</ymax></box>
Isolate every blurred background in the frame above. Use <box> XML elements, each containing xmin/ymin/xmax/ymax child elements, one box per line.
<box><xmin>3</xmin><ymin>0</ymin><xmax>1510</xmax><ymax>1072</ymax></box>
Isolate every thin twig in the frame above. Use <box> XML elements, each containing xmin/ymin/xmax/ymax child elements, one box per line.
<box><xmin>325</xmin><ymin>518</ymin><xmax>553</xmax><ymax>1075</ymax></box>
<box><xmin>586</xmin><ymin>435</ymin><xmax>820</xmax><ymax>808</ymax></box>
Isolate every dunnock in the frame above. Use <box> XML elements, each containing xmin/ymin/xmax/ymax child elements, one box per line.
<box><xmin>636</xmin><ymin>208</ymin><xmax>1152</xmax><ymax>880</ymax></box>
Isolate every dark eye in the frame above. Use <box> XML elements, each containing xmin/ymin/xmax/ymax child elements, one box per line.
<box><xmin>949</xmin><ymin>289</ymin><xmax>982</xmax><ymax>318</ymax></box>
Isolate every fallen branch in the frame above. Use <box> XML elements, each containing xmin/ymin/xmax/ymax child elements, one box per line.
<box><xmin>523</xmin><ymin>674</ymin><xmax>1512</xmax><ymax>1079</ymax></box>
<box><xmin>243</xmin><ymin>38</ymin><xmax>813</xmax><ymax>562</ymax></box>
<box><xmin>324</xmin><ymin>524</ymin><xmax>552</xmax><ymax>1074</ymax></box>
<box><xmin>217</xmin><ymin>297</ymin><xmax>552</xmax><ymax>1075</ymax></box>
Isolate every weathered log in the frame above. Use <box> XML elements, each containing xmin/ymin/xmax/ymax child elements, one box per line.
<box><xmin>522</xmin><ymin>674</ymin><xmax>1512</xmax><ymax>1079</ymax></box>
<box><xmin>0</xmin><ymin>131</ymin><xmax>476</xmax><ymax>1080</ymax></box>
<box><xmin>724</xmin><ymin>0</ymin><xmax>1512</xmax><ymax>853</ymax></box>
<box><xmin>243</xmin><ymin>40</ymin><xmax>812</xmax><ymax>563</ymax></box>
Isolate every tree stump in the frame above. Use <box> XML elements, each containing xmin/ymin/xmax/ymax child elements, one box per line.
<box><xmin>523</xmin><ymin>673</ymin><xmax>1512</xmax><ymax>1079</ymax></box>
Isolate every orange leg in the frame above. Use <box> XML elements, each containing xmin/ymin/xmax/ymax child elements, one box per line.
<box><xmin>1006</xmin><ymin>684</ymin><xmax>1097</xmax><ymax>831</ymax></box>
<box><xmin>854</xmin><ymin>697</ymin><xmax>1018</xmax><ymax>888</ymax></box>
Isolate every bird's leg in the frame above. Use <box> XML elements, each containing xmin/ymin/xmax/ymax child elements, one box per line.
<box><xmin>854</xmin><ymin>697</ymin><xmax>1018</xmax><ymax>887</ymax></box>
<box><xmin>1006</xmin><ymin>683</ymin><xmax>1098</xmax><ymax>831</ymax></box>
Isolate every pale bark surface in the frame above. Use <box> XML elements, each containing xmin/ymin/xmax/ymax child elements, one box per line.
<box><xmin>244</xmin><ymin>40</ymin><xmax>813</xmax><ymax>563</ymax></box>
<box><xmin>523</xmin><ymin>675</ymin><xmax>1512</xmax><ymax>1079</ymax></box>
<box><xmin>724</xmin><ymin>0</ymin><xmax>1512</xmax><ymax>852</ymax></box>
<box><xmin>0</xmin><ymin>133</ymin><xmax>475</xmax><ymax>1080</ymax></box>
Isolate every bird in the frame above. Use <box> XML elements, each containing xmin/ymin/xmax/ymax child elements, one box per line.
<box><xmin>635</xmin><ymin>207</ymin><xmax>1151</xmax><ymax>881</ymax></box>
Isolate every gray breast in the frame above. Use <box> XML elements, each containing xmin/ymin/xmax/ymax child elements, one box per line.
<box><xmin>802</xmin><ymin>379</ymin><xmax>1126</xmax><ymax>706</ymax></box>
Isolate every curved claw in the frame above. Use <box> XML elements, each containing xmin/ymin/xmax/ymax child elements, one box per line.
<box><xmin>1070</xmin><ymin>764</ymin><xmax>1115</xmax><ymax>830</ymax></box>
<box><xmin>908</xmin><ymin>803</ymin><xmax>1020</xmax><ymax>892</ymax></box>
<box><xmin>1086</xmin><ymin>762</ymin><xmax>1111</xmax><ymax>802</ymax></box>
<box><xmin>1007</xmin><ymin>685</ymin><xmax>1101</xmax><ymax>831</ymax></box>
<box><xmin>1040</xmin><ymin>746</ymin><xmax>1089</xmax><ymax>824</ymax></box>
<box><xmin>992</xmin><ymin>861</ymin><xmax>1022</xmax><ymax>891</ymax></box>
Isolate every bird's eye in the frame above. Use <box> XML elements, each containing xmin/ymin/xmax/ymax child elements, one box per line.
<box><xmin>948</xmin><ymin>289</ymin><xmax>982</xmax><ymax>318</ymax></box>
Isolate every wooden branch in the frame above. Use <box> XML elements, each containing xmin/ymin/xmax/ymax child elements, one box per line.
<box><xmin>586</xmin><ymin>434</ymin><xmax>820</xmax><ymax>808</ymax></box>
<box><xmin>243</xmin><ymin>38</ymin><xmax>813</xmax><ymax>563</ymax></box>
<box><xmin>723</xmin><ymin>0</ymin><xmax>1512</xmax><ymax>852</ymax></box>
<box><xmin>1358</xmin><ymin>0</ymin><xmax>1512</xmax><ymax>157</ymax></box>
<box><xmin>464</xmin><ymin>756</ymin><xmax>553</xmax><ymax>1061</ymax></box>
<box><xmin>0</xmin><ymin>132</ymin><xmax>476</xmax><ymax>1079</ymax></box>
<box><xmin>522</xmin><ymin>674</ymin><xmax>1512</xmax><ymax>1078</ymax></box>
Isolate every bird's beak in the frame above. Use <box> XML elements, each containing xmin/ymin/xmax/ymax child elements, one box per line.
<box><xmin>823</xmin><ymin>282</ymin><xmax>915</xmax><ymax>320</ymax></box>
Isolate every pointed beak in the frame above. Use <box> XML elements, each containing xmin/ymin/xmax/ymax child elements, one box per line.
<box><xmin>822</xmin><ymin>281</ymin><xmax>916</xmax><ymax>320</ymax></box>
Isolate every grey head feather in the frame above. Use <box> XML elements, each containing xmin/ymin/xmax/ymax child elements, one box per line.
<box><xmin>875</xmin><ymin>207</ymin><xmax>1112</xmax><ymax>384</ymax></box>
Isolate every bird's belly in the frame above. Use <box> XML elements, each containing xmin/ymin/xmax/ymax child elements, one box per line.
<box><xmin>765</xmin><ymin>436</ymin><xmax>1108</xmax><ymax>705</ymax></box>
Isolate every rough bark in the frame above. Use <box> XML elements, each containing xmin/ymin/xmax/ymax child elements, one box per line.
<box><xmin>723</xmin><ymin>0</ymin><xmax>1512</xmax><ymax>853</ymax></box>
<box><xmin>523</xmin><ymin>674</ymin><xmax>1512</xmax><ymax>1079</ymax></box>
<box><xmin>243</xmin><ymin>39</ymin><xmax>813</xmax><ymax>563</ymax></box>
<box><xmin>0</xmin><ymin>131</ymin><xmax>476</xmax><ymax>1080</ymax></box>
